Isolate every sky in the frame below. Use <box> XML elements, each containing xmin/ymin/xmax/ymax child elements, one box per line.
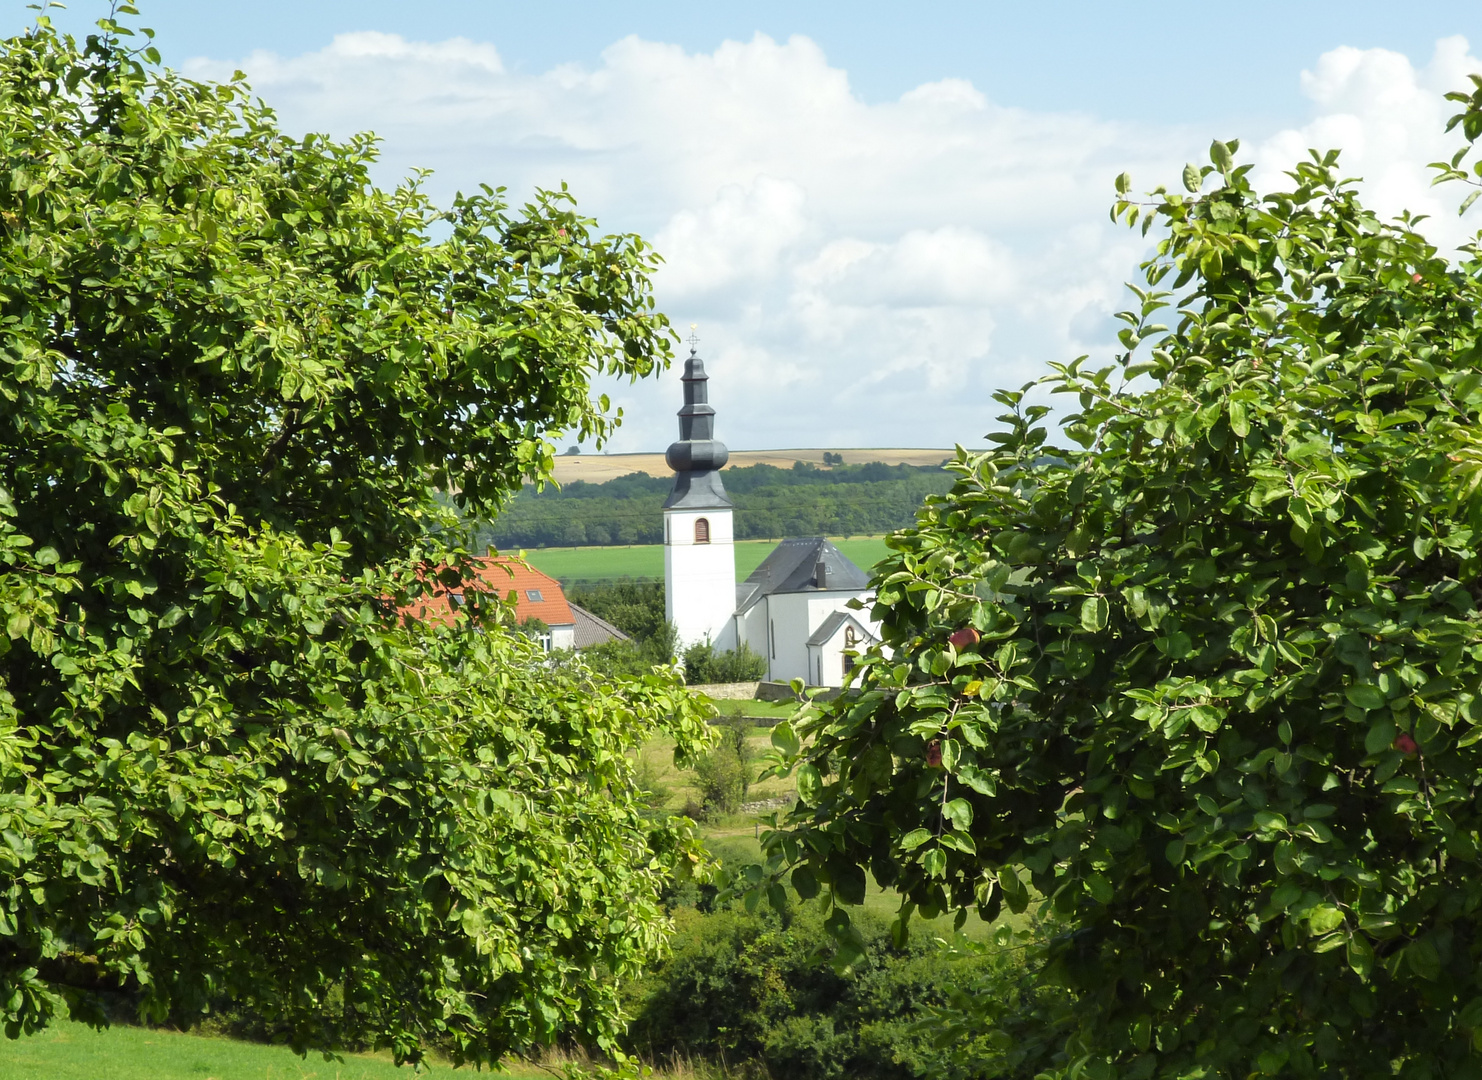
<box><xmin>17</xmin><ymin>2</ymin><xmax>1482</xmax><ymax>451</ymax></box>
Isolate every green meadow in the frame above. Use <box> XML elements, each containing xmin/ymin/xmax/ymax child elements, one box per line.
<box><xmin>521</xmin><ymin>536</ymin><xmax>892</xmax><ymax>583</ymax></box>
<box><xmin>0</xmin><ymin>1019</ymin><xmax>510</xmax><ymax>1080</ymax></box>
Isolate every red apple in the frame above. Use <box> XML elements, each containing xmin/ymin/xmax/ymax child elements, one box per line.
<box><xmin>947</xmin><ymin>627</ymin><xmax>980</xmax><ymax>650</ymax></box>
<box><xmin>1394</xmin><ymin>732</ymin><xmax>1419</xmax><ymax>755</ymax></box>
<box><xmin>926</xmin><ymin>739</ymin><xmax>943</xmax><ymax>767</ymax></box>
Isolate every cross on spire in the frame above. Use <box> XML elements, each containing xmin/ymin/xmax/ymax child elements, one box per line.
<box><xmin>686</xmin><ymin>323</ymin><xmax>700</xmax><ymax>355</ymax></box>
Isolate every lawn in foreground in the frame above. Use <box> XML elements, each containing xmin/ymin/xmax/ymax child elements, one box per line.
<box><xmin>520</xmin><ymin>537</ymin><xmax>891</xmax><ymax>583</ymax></box>
<box><xmin>0</xmin><ymin>1020</ymin><xmax>485</xmax><ymax>1080</ymax></box>
<box><xmin>0</xmin><ymin>1020</ymin><xmax>572</xmax><ymax>1079</ymax></box>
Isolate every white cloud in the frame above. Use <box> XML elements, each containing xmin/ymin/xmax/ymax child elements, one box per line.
<box><xmin>186</xmin><ymin>31</ymin><xmax>1482</xmax><ymax>452</ymax></box>
<box><xmin>1253</xmin><ymin>35</ymin><xmax>1482</xmax><ymax>250</ymax></box>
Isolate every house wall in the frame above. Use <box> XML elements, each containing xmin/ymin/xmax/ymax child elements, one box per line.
<box><xmin>806</xmin><ymin>618</ymin><xmax>872</xmax><ymax>689</ymax></box>
<box><xmin>735</xmin><ymin>601</ymin><xmax>768</xmax><ymax>666</ymax></box>
<box><xmin>550</xmin><ymin>623</ymin><xmax>576</xmax><ymax>651</ymax></box>
<box><xmin>751</xmin><ymin>591</ymin><xmax>875</xmax><ymax>684</ymax></box>
<box><xmin>664</xmin><ymin>507</ymin><xmax>737</xmax><ymax>650</ymax></box>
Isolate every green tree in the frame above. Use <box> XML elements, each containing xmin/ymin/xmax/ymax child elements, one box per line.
<box><xmin>758</xmin><ymin>94</ymin><xmax>1482</xmax><ymax>1075</ymax></box>
<box><xmin>0</xmin><ymin>11</ymin><xmax>710</xmax><ymax>1067</ymax></box>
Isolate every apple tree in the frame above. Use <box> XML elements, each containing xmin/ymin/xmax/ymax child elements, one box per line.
<box><xmin>0</xmin><ymin>10</ymin><xmax>711</xmax><ymax>1066</ymax></box>
<box><xmin>757</xmin><ymin>82</ymin><xmax>1482</xmax><ymax>1076</ymax></box>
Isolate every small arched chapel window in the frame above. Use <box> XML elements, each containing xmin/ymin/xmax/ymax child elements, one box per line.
<box><xmin>695</xmin><ymin>517</ymin><xmax>710</xmax><ymax>543</ymax></box>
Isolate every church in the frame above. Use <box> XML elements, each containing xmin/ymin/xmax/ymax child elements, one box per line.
<box><xmin>660</xmin><ymin>345</ymin><xmax>881</xmax><ymax>688</ymax></box>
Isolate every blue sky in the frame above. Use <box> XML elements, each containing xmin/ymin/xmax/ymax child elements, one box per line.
<box><xmin>16</xmin><ymin>2</ymin><xmax>1482</xmax><ymax>450</ymax></box>
<box><xmin>27</xmin><ymin>2</ymin><xmax>1482</xmax><ymax>120</ymax></box>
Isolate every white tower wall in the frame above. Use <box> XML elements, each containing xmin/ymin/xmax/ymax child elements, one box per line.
<box><xmin>664</xmin><ymin>507</ymin><xmax>737</xmax><ymax>651</ymax></box>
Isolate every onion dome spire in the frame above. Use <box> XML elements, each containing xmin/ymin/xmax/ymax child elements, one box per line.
<box><xmin>664</xmin><ymin>334</ymin><xmax>731</xmax><ymax>509</ymax></box>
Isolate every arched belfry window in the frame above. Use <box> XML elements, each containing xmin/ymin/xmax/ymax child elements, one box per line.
<box><xmin>694</xmin><ymin>517</ymin><xmax>711</xmax><ymax>543</ymax></box>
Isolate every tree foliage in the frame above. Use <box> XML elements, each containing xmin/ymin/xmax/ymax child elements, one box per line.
<box><xmin>758</xmin><ymin>98</ymin><xmax>1482</xmax><ymax>1075</ymax></box>
<box><xmin>0</xmin><ymin>11</ymin><xmax>710</xmax><ymax>1066</ymax></box>
<box><xmin>475</xmin><ymin>461</ymin><xmax>952</xmax><ymax>549</ymax></box>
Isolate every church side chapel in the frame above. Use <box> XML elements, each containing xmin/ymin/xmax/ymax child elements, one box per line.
<box><xmin>662</xmin><ymin>343</ymin><xmax>881</xmax><ymax>688</ymax></box>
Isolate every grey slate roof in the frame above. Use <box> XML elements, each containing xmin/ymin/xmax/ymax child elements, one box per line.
<box><xmin>806</xmin><ymin>610</ymin><xmax>877</xmax><ymax>647</ymax></box>
<box><xmin>569</xmin><ymin>603</ymin><xmax>632</xmax><ymax>649</ymax></box>
<box><xmin>663</xmin><ymin>469</ymin><xmax>732</xmax><ymax>510</ymax></box>
<box><xmin>736</xmin><ymin>537</ymin><xmax>872</xmax><ymax>613</ymax></box>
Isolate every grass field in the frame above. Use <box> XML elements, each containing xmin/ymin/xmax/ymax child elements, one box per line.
<box><xmin>0</xmin><ymin>1019</ymin><xmax>487</xmax><ymax>1080</ymax></box>
<box><xmin>523</xmin><ymin>536</ymin><xmax>892</xmax><ymax>583</ymax></box>
<box><xmin>0</xmin><ymin>1020</ymin><xmax>694</xmax><ymax>1079</ymax></box>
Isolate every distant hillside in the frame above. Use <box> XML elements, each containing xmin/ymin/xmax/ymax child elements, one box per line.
<box><xmin>474</xmin><ymin>459</ymin><xmax>953</xmax><ymax>549</ymax></box>
<box><xmin>550</xmin><ymin>447</ymin><xmax>953</xmax><ymax>483</ymax></box>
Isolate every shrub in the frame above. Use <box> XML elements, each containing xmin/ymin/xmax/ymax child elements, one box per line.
<box><xmin>622</xmin><ymin>903</ymin><xmax>1014</xmax><ymax>1080</ymax></box>
<box><xmin>688</xmin><ymin>713</ymin><xmax>754</xmax><ymax>820</ymax></box>
<box><xmin>691</xmin><ymin>745</ymin><xmax>748</xmax><ymax>819</ymax></box>
<box><xmin>683</xmin><ymin>641</ymin><xmax>766</xmax><ymax>684</ymax></box>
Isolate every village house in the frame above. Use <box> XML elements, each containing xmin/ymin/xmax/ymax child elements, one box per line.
<box><xmin>403</xmin><ymin>557</ymin><xmax>628</xmax><ymax>653</ymax></box>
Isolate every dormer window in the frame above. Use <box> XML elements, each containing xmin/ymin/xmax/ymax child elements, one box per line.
<box><xmin>694</xmin><ymin>517</ymin><xmax>710</xmax><ymax>543</ymax></box>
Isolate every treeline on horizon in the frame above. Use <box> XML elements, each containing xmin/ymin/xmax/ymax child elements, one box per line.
<box><xmin>473</xmin><ymin>459</ymin><xmax>954</xmax><ymax>548</ymax></box>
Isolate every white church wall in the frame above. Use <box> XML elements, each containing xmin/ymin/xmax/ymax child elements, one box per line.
<box><xmin>754</xmin><ymin>591</ymin><xmax>867</xmax><ymax>684</ymax></box>
<box><xmin>735</xmin><ymin>603</ymin><xmax>769</xmax><ymax>666</ymax></box>
<box><xmin>664</xmin><ymin>506</ymin><xmax>737</xmax><ymax>650</ymax></box>
<box><xmin>806</xmin><ymin>615</ymin><xmax>875</xmax><ymax>689</ymax></box>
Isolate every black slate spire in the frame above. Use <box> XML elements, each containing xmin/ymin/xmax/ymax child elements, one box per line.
<box><xmin>664</xmin><ymin>344</ymin><xmax>731</xmax><ymax>509</ymax></box>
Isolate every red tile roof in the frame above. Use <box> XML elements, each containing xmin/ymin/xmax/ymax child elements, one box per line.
<box><xmin>400</xmin><ymin>557</ymin><xmax>575</xmax><ymax>628</ymax></box>
<box><xmin>473</xmin><ymin>558</ymin><xmax>575</xmax><ymax>627</ymax></box>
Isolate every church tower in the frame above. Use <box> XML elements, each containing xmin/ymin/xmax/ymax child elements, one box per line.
<box><xmin>663</xmin><ymin>341</ymin><xmax>737</xmax><ymax>653</ymax></box>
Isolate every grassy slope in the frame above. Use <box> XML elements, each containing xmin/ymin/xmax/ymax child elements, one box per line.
<box><xmin>0</xmin><ymin>1019</ymin><xmax>549</xmax><ymax>1080</ymax></box>
<box><xmin>644</xmin><ymin>715</ymin><xmax>1004</xmax><ymax>942</ymax></box>
<box><xmin>521</xmin><ymin>536</ymin><xmax>892</xmax><ymax>583</ymax></box>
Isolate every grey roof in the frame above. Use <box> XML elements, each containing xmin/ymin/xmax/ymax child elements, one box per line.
<box><xmin>806</xmin><ymin>610</ymin><xmax>877</xmax><ymax>647</ymax></box>
<box><xmin>569</xmin><ymin>603</ymin><xmax>632</xmax><ymax>649</ymax></box>
<box><xmin>663</xmin><ymin>469</ymin><xmax>732</xmax><ymax>510</ymax></box>
<box><xmin>736</xmin><ymin>537</ymin><xmax>873</xmax><ymax>613</ymax></box>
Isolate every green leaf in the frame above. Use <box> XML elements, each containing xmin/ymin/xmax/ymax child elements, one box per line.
<box><xmin>901</xmin><ymin>828</ymin><xmax>932</xmax><ymax>851</ymax></box>
<box><xmin>1307</xmin><ymin>905</ymin><xmax>1345</xmax><ymax>934</ymax></box>
<box><xmin>1364</xmin><ymin>720</ymin><xmax>1397</xmax><ymax>755</ymax></box>
<box><xmin>943</xmin><ymin>798</ymin><xmax>973</xmax><ymax>830</ymax></box>
<box><xmin>1081</xmin><ymin>595</ymin><xmax>1109</xmax><ymax>633</ymax></box>
<box><xmin>796</xmin><ymin>764</ymin><xmax>822</xmax><ymax>805</ymax></box>
<box><xmin>770</xmin><ymin>721</ymin><xmax>800</xmax><ymax>758</ymax></box>
<box><xmin>1346</xmin><ymin>683</ymin><xmax>1386</xmax><ymax>711</ymax></box>
<box><xmin>1407</xmin><ymin>937</ymin><xmax>1443</xmax><ymax>981</ymax></box>
<box><xmin>1229</xmin><ymin>400</ymin><xmax>1249</xmax><ymax>437</ymax></box>
<box><xmin>1347</xmin><ymin>934</ymin><xmax>1374</xmax><ymax>980</ymax></box>
<box><xmin>999</xmin><ymin>869</ymin><xmax>1028</xmax><ymax>913</ymax></box>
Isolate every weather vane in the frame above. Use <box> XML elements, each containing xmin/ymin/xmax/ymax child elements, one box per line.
<box><xmin>687</xmin><ymin>323</ymin><xmax>700</xmax><ymax>354</ymax></box>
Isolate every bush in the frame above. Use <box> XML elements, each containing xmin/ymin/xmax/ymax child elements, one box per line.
<box><xmin>691</xmin><ymin>749</ymin><xmax>747</xmax><ymax>819</ymax></box>
<box><xmin>622</xmin><ymin>903</ymin><xmax>1016</xmax><ymax>1080</ymax></box>
<box><xmin>688</xmin><ymin>712</ymin><xmax>753</xmax><ymax>820</ymax></box>
<box><xmin>683</xmin><ymin>641</ymin><xmax>766</xmax><ymax>685</ymax></box>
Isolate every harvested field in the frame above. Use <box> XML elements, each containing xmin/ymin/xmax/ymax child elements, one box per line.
<box><xmin>550</xmin><ymin>447</ymin><xmax>956</xmax><ymax>483</ymax></box>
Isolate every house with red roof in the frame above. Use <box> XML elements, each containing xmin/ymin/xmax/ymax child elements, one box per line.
<box><xmin>402</xmin><ymin>556</ymin><xmax>628</xmax><ymax>653</ymax></box>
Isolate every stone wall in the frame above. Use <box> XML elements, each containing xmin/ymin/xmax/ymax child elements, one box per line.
<box><xmin>688</xmin><ymin>681</ymin><xmax>760</xmax><ymax>700</ymax></box>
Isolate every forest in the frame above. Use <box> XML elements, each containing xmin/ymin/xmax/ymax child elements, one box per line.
<box><xmin>474</xmin><ymin>460</ymin><xmax>955</xmax><ymax>548</ymax></box>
